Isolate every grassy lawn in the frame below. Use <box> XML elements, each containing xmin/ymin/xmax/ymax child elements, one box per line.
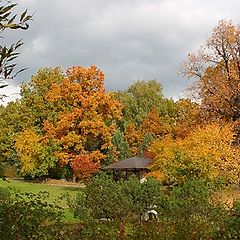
<box><xmin>0</xmin><ymin>179</ymin><xmax>82</xmax><ymax>222</ymax></box>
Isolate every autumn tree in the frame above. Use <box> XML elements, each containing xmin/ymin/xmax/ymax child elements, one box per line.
<box><xmin>13</xmin><ymin>66</ymin><xmax>122</xmax><ymax>179</ymax></box>
<box><xmin>43</xmin><ymin>65</ymin><xmax>123</xmax><ymax>179</ymax></box>
<box><xmin>182</xmin><ymin>20</ymin><xmax>240</xmax><ymax>123</ymax></box>
<box><xmin>173</xmin><ymin>99</ymin><xmax>200</xmax><ymax>138</ymax></box>
<box><xmin>114</xmin><ymin>80</ymin><xmax>178</xmax><ymax>157</ymax></box>
<box><xmin>15</xmin><ymin>128</ymin><xmax>59</xmax><ymax>178</ymax></box>
<box><xmin>19</xmin><ymin>67</ymin><xmax>64</xmax><ymax>129</ymax></box>
<box><xmin>8</xmin><ymin>68</ymin><xmax>65</xmax><ymax>178</ymax></box>
<box><xmin>124</xmin><ymin>123</ymin><xmax>143</xmax><ymax>156</ymax></box>
<box><xmin>141</xmin><ymin>108</ymin><xmax>171</xmax><ymax>138</ymax></box>
<box><xmin>149</xmin><ymin>123</ymin><xmax>240</xmax><ymax>185</ymax></box>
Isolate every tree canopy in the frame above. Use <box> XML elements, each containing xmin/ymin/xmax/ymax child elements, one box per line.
<box><xmin>182</xmin><ymin>20</ymin><xmax>240</xmax><ymax>123</ymax></box>
<box><xmin>149</xmin><ymin>123</ymin><xmax>240</xmax><ymax>184</ymax></box>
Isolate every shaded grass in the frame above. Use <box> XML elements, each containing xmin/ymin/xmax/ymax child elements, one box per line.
<box><xmin>0</xmin><ymin>179</ymin><xmax>82</xmax><ymax>222</ymax></box>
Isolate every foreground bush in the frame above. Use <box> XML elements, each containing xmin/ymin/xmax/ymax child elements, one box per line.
<box><xmin>1</xmin><ymin>176</ymin><xmax>240</xmax><ymax>239</ymax></box>
<box><xmin>68</xmin><ymin>174</ymin><xmax>163</xmax><ymax>221</ymax></box>
<box><xmin>67</xmin><ymin>175</ymin><xmax>240</xmax><ymax>239</ymax></box>
<box><xmin>159</xmin><ymin>179</ymin><xmax>226</xmax><ymax>239</ymax></box>
<box><xmin>0</xmin><ymin>188</ymin><xmax>64</xmax><ymax>240</ymax></box>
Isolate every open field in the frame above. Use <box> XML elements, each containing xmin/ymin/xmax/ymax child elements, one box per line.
<box><xmin>0</xmin><ymin>179</ymin><xmax>83</xmax><ymax>221</ymax></box>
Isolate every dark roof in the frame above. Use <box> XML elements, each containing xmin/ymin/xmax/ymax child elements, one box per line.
<box><xmin>104</xmin><ymin>157</ymin><xmax>152</xmax><ymax>170</ymax></box>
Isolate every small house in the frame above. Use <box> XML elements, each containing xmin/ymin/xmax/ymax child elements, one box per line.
<box><xmin>104</xmin><ymin>157</ymin><xmax>152</xmax><ymax>180</ymax></box>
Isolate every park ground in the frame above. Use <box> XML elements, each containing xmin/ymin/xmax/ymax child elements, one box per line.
<box><xmin>1</xmin><ymin>178</ymin><xmax>240</xmax><ymax>213</ymax></box>
<box><xmin>0</xmin><ymin>179</ymin><xmax>85</xmax><ymax>222</ymax></box>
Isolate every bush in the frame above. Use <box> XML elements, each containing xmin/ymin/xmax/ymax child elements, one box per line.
<box><xmin>3</xmin><ymin>164</ymin><xmax>18</xmax><ymax>178</ymax></box>
<box><xmin>66</xmin><ymin>175</ymin><xmax>240</xmax><ymax>239</ymax></box>
<box><xmin>67</xmin><ymin>174</ymin><xmax>133</xmax><ymax>222</ymax></box>
<box><xmin>0</xmin><ymin>188</ymin><xmax>64</xmax><ymax>240</ymax></box>
<box><xmin>158</xmin><ymin>179</ymin><xmax>227</xmax><ymax>239</ymax></box>
<box><xmin>66</xmin><ymin>174</ymin><xmax>164</xmax><ymax>239</ymax></box>
<box><xmin>217</xmin><ymin>199</ymin><xmax>240</xmax><ymax>239</ymax></box>
<box><xmin>68</xmin><ymin>174</ymin><xmax>164</xmax><ymax>222</ymax></box>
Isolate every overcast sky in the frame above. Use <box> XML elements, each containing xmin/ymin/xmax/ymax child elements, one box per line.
<box><xmin>1</xmin><ymin>0</ymin><xmax>240</xmax><ymax>103</ymax></box>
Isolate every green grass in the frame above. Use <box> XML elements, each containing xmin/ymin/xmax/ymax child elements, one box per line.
<box><xmin>0</xmin><ymin>179</ymin><xmax>82</xmax><ymax>222</ymax></box>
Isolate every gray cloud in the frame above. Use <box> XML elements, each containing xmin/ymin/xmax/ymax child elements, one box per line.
<box><xmin>1</xmin><ymin>0</ymin><xmax>240</xmax><ymax>103</ymax></box>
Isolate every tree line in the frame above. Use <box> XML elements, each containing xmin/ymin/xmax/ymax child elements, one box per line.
<box><xmin>0</xmin><ymin>18</ymin><xmax>240</xmax><ymax>186</ymax></box>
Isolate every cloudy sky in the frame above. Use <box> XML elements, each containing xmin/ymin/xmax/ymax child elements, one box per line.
<box><xmin>1</xmin><ymin>0</ymin><xmax>240</xmax><ymax>103</ymax></box>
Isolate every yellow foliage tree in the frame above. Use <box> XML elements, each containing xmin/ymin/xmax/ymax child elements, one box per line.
<box><xmin>15</xmin><ymin>128</ymin><xmax>58</xmax><ymax>177</ymax></box>
<box><xmin>149</xmin><ymin>123</ymin><xmax>240</xmax><ymax>184</ymax></box>
<box><xmin>174</xmin><ymin>99</ymin><xmax>200</xmax><ymax>138</ymax></box>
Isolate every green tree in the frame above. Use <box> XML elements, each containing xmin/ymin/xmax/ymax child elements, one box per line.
<box><xmin>110</xmin><ymin>128</ymin><xmax>131</xmax><ymax>161</ymax></box>
<box><xmin>0</xmin><ymin>68</ymin><xmax>64</xmax><ymax>179</ymax></box>
<box><xmin>19</xmin><ymin>67</ymin><xmax>64</xmax><ymax>129</ymax></box>
<box><xmin>114</xmin><ymin>80</ymin><xmax>164</xmax><ymax>126</ymax></box>
<box><xmin>0</xmin><ymin>102</ymin><xmax>21</xmax><ymax>175</ymax></box>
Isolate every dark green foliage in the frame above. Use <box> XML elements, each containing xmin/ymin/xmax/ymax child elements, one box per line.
<box><xmin>69</xmin><ymin>221</ymin><xmax>119</xmax><ymax>240</ymax></box>
<box><xmin>138</xmin><ymin>133</ymin><xmax>154</xmax><ymax>156</ymax></box>
<box><xmin>217</xmin><ymin>199</ymin><xmax>240</xmax><ymax>239</ymax></box>
<box><xmin>68</xmin><ymin>174</ymin><xmax>133</xmax><ymax>221</ymax></box>
<box><xmin>67</xmin><ymin>176</ymin><xmax>240</xmax><ymax>239</ymax></box>
<box><xmin>160</xmin><ymin>179</ymin><xmax>225</xmax><ymax>239</ymax></box>
<box><xmin>129</xmin><ymin>222</ymin><xmax>166</xmax><ymax>240</ymax></box>
<box><xmin>1</xmin><ymin>177</ymin><xmax>240</xmax><ymax>239</ymax></box>
<box><xmin>127</xmin><ymin>179</ymin><xmax>228</xmax><ymax>239</ymax></box>
<box><xmin>66</xmin><ymin>174</ymin><xmax>165</xmax><ymax>239</ymax></box>
<box><xmin>0</xmin><ymin>187</ymin><xmax>64</xmax><ymax>240</ymax></box>
<box><xmin>111</xmin><ymin>128</ymin><xmax>131</xmax><ymax>160</ymax></box>
<box><xmin>68</xmin><ymin>174</ymin><xmax>163</xmax><ymax>222</ymax></box>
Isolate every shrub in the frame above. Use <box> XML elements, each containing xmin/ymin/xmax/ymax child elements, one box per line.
<box><xmin>217</xmin><ymin>199</ymin><xmax>240</xmax><ymax>239</ymax></box>
<box><xmin>67</xmin><ymin>173</ymin><xmax>133</xmax><ymax>221</ymax></box>
<box><xmin>67</xmin><ymin>176</ymin><xmax>240</xmax><ymax>239</ymax></box>
<box><xmin>3</xmin><ymin>164</ymin><xmax>18</xmax><ymax>178</ymax></box>
<box><xmin>68</xmin><ymin>174</ymin><xmax>164</xmax><ymax>222</ymax></box>
<box><xmin>0</xmin><ymin>188</ymin><xmax>64</xmax><ymax>240</ymax></box>
<box><xmin>158</xmin><ymin>179</ymin><xmax>227</xmax><ymax>239</ymax></box>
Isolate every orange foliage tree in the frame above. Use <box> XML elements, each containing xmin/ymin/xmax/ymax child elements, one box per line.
<box><xmin>173</xmin><ymin>99</ymin><xmax>200</xmax><ymax>139</ymax></box>
<box><xmin>43</xmin><ymin>65</ymin><xmax>122</xmax><ymax>178</ymax></box>
<box><xmin>149</xmin><ymin>123</ymin><xmax>240</xmax><ymax>184</ymax></box>
<box><xmin>141</xmin><ymin>108</ymin><xmax>170</xmax><ymax>138</ymax></box>
<box><xmin>124</xmin><ymin>123</ymin><xmax>143</xmax><ymax>156</ymax></box>
<box><xmin>182</xmin><ymin>20</ymin><xmax>240</xmax><ymax>123</ymax></box>
<box><xmin>124</xmin><ymin>108</ymin><xmax>172</xmax><ymax>157</ymax></box>
<box><xmin>71</xmin><ymin>154</ymin><xmax>100</xmax><ymax>180</ymax></box>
